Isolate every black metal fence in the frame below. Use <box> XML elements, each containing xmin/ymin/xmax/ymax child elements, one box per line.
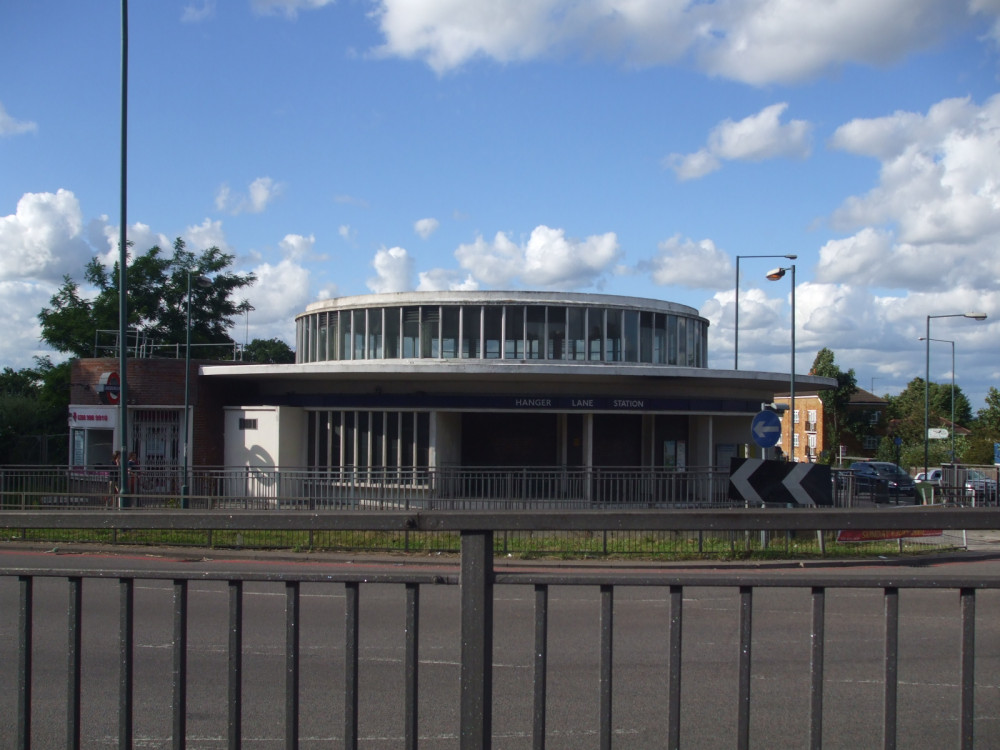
<box><xmin>3</xmin><ymin>508</ymin><xmax>1000</xmax><ymax>749</ymax></box>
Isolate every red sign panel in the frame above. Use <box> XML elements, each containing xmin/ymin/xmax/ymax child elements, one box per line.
<box><xmin>97</xmin><ymin>371</ymin><xmax>120</xmax><ymax>405</ymax></box>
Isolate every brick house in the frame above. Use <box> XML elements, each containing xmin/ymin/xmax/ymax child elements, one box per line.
<box><xmin>773</xmin><ymin>388</ymin><xmax>887</xmax><ymax>464</ymax></box>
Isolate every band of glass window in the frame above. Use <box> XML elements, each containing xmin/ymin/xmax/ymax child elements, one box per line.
<box><xmin>295</xmin><ymin>304</ymin><xmax>707</xmax><ymax>367</ymax></box>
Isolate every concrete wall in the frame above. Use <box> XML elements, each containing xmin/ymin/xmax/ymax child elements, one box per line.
<box><xmin>225</xmin><ymin>406</ymin><xmax>306</xmax><ymax>468</ymax></box>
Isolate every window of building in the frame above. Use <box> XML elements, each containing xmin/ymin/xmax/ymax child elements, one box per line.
<box><xmin>623</xmin><ymin>309</ymin><xmax>639</xmax><ymax>362</ymax></box>
<box><xmin>353</xmin><ymin>309</ymin><xmax>366</xmax><ymax>360</ymax></box>
<box><xmin>567</xmin><ymin>307</ymin><xmax>586</xmax><ymax>360</ymax></box>
<box><xmin>295</xmin><ymin>299</ymin><xmax>708</xmax><ymax>368</ymax></box>
<box><xmin>547</xmin><ymin>307</ymin><xmax>566</xmax><ymax>359</ymax></box>
<box><xmin>505</xmin><ymin>305</ymin><xmax>524</xmax><ymax>358</ymax></box>
<box><xmin>462</xmin><ymin>306</ymin><xmax>481</xmax><ymax>358</ymax></box>
<box><xmin>483</xmin><ymin>306</ymin><xmax>503</xmax><ymax>359</ymax></box>
<box><xmin>421</xmin><ymin>307</ymin><xmax>439</xmax><ymax>358</ymax></box>
<box><xmin>238</xmin><ymin>418</ymin><xmax>258</xmax><ymax>430</ymax></box>
<box><xmin>525</xmin><ymin>306</ymin><xmax>545</xmax><ymax>359</ymax></box>
<box><xmin>402</xmin><ymin>307</ymin><xmax>420</xmax><ymax>358</ymax></box>
<box><xmin>384</xmin><ymin>307</ymin><xmax>400</xmax><ymax>358</ymax></box>
<box><xmin>368</xmin><ymin>308</ymin><xmax>383</xmax><ymax>359</ymax></box>
<box><xmin>441</xmin><ymin>306</ymin><xmax>459</xmax><ymax>359</ymax></box>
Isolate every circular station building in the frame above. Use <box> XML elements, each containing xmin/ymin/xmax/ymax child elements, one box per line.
<box><xmin>187</xmin><ymin>291</ymin><xmax>833</xmax><ymax>504</ymax></box>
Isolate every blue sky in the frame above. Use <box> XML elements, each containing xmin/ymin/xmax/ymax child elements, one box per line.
<box><xmin>2</xmin><ymin>0</ymin><xmax>999</xmax><ymax>409</ymax></box>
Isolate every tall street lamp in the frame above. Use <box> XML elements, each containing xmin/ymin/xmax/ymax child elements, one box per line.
<box><xmin>919</xmin><ymin>336</ymin><xmax>955</xmax><ymax>462</ymax></box>
<box><xmin>182</xmin><ymin>271</ymin><xmax>212</xmax><ymax>508</ymax></box>
<box><xmin>734</xmin><ymin>254</ymin><xmax>796</xmax><ymax>369</ymax></box>
<box><xmin>766</xmin><ymin>263</ymin><xmax>796</xmax><ymax>460</ymax></box>
<box><xmin>924</xmin><ymin>312</ymin><xmax>986</xmax><ymax>478</ymax></box>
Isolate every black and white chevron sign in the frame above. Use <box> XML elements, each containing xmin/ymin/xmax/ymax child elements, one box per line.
<box><xmin>727</xmin><ymin>458</ymin><xmax>833</xmax><ymax>506</ymax></box>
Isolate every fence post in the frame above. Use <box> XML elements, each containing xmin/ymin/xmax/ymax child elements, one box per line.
<box><xmin>460</xmin><ymin>530</ymin><xmax>494</xmax><ymax>749</ymax></box>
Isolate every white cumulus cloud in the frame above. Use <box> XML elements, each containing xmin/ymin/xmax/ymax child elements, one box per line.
<box><xmin>245</xmin><ymin>257</ymin><xmax>312</xmax><ymax>343</ymax></box>
<box><xmin>823</xmin><ymin>94</ymin><xmax>1000</xmax><ymax>291</ymax></box>
<box><xmin>251</xmin><ymin>0</ymin><xmax>336</xmax><ymax>19</ymax></box>
<box><xmin>368</xmin><ymin>246</ymin><xmax>414</xmax><ymax>293</ymax></box>
<box><xmin>641</xmin><ymin>236</ymin><xmax>733</xmax><ymax>289</ymax></box>
<box><xmin>0</xmin><ymin>102</ymin><xmax>38</xmax><ymax>136</ymax></box>
<box><xmin>454</xmin><ymin>225</ymin><xmax>620</xmax><ymax>289</ymax></box>
<box><xmin>185</xmin><ymin>218</ymin><xmax>232</xmax><ymax>253</ymax></box>
<box><xmin>417</xmin><ymin>268</ymin><xmax>479</xmax><ymax>291</ymax></box>
<box><xmin>279</xmin><ymin>233</ymin><xmax>315</xmax><ymax>261</ymax></box>
<box><xmin>414</xmin><ymin>217</ymin><xmax>440</xmax><ymax>239</ymax></box>
<box><xmin>215</xmin><ymin>177</ymin><xmax>283</xmax><ymax>215</ymax></box>
<box><xmin>369</xmin><ymin>0</ymin><xmax>980</xmax><ymax>85</ymax></box>
<box><xmin>666</xmin><ymin>103</ymin><xmax>811</xmax><ymax>180</ymax></box>
<box><xmin>0</xmin><ymin>190</ymin><xmax>92</xmax><ymax>282</ymax></box>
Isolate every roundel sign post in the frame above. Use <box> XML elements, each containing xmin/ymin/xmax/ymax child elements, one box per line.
<box><xmin>750</xmin><ymin>410</ymin><xmax>782</xmax><ymax>449</ymax></box>
<box><xmin>97</xmin><ymin>371</ymin><xmax>121</xmax><ymax>405</ymax></box>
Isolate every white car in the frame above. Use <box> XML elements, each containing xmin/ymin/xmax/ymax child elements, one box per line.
<box><xmin>914</xmin><ymin>469</ymin><xmax>942</xmax><ymax>486</ymax></box>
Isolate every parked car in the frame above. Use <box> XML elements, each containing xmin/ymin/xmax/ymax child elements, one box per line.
<box><xmin>849</xmin><ymin>461</ymin><xmax>918</xmax><ymax>503</ymax></box>
<box><xmin>914</xmin><ymin>468</ymin><xmax>942</xmax><ymax>486</ymax></box>
<box><xmin>964</xmin><ymin>469</ymin><xmax>998</xmax><ymax>504</ymax></box>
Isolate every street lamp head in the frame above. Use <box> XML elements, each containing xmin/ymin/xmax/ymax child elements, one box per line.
<box><xmin>964</xmin><ymin>312</ymin><xmax>987</xmax><ymax>321</ymax></box>
<box><xmin>190</xmin><ymin>273</ymin><xmax>212</xmax><ymax>289</ymax></box>
<box><xmin>765</xmin><ymin>267</ymin><xmax>786</xmax><ymax>281</ymax></box>
<box><xmin>783</xmin><ymin>254</ymin><xmax>798</xmax><ymax>260</ymax></box>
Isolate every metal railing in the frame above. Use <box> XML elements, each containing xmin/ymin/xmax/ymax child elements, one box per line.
<box><xmin>3</xmin><ymin>508</ymin><xmax>1000</xmax><ymax>749</ymax></box>
<box><xmin>1</xmin><ymin>465</ymin><xmax>739</xmax><ymax>510</ymax></box>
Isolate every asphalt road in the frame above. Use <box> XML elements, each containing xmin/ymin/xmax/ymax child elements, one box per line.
<box><xmin>2</xmin><ymin>547</ymin><xmax>999</xmax><ymax>749</ymax></box>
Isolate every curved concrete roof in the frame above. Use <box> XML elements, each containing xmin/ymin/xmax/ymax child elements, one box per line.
<box><xmin>299</xmin><ymin>290</ymin><xmax>705</xmax><ymax>322</ymax></box>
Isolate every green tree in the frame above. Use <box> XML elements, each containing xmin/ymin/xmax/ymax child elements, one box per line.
<box><xmin>886</xmin><ymin>377</ymin><xmax>974</xmax><ymax>468</ymax></box>
<box><xmin>809</xmin><ymin>348</ymin><xmax>858</xmax><ymax>464</ymax></box>
<box><xmin>244</xmin><ymin>338</ymin><xmax>295</xmax><ymax>364</ymax></box>
<box><xmin>0</xmin><ymin>358</ymin><xmax>69</xmax><ymax>464</ymax></box>
<box><xmin>965</xmin><ymin>387</ymin><xmax>1000</xmax><ymax>464</ymax></box>
<box><xmin>38</xmin><ymin>239</ymin><xmax>256</xmax><ymax>358</ymax></box>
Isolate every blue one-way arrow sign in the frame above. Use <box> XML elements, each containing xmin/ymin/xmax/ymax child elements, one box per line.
<box><xmin>751</xmin><ymin>410</ymin><xmax>782</xmax><ymax>448</ymax></box>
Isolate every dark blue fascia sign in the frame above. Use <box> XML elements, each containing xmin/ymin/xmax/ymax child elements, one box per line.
<box><xmin>750</xmin><ymin>410</ymin><xmax>782</xmax><ymax>448</ymax></box>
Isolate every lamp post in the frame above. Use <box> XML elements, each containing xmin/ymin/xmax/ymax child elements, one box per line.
<box><xmin>766</xmin><ymin>263</ymin><xmax>796</xmax><ymax>460</ymax></box>
<box><xmin>734</xmin><ymin>254</ymin><xmax>796</xmax><ymax>369</ymax></box>
<box><xmin>919</xmin><ymin>336</ymin><xmax>955</xmax><ymax>462</ymax></box>
<box><xmin>182</xmin><ymin>271</ymin><xmax>212</xmax><ymax>508</ymax></box>
<box><xmin>923</xmin><ymin>313</ymin><xmax>986</xmax><ymax>478</ymax></box>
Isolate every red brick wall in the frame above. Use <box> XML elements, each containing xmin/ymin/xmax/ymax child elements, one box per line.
<box><xmin>71</xmin><ymin>358</ymin><xmax>250</xmax><ymax>467</ymax></box>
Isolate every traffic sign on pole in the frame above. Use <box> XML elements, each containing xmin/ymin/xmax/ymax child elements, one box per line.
<box><xmin>728</xmin><ymin>458</ymin><xmax>832</xmax><ymax>506</ymax></box>
<box><xmin>750</xmin><ymin>410</ymin><xmax>782</xmax><ymax>448</ymax></box>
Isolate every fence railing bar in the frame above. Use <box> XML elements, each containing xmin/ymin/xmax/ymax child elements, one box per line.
<box><xmin>345</xmin><ymin>581</ymin><xmax>360</xmax><ymax>750</ymax></box>
<box><xmin>460</xmin><ymin>530</ymin><xmax>493</xmax><ymax>750</ymax></box>
<box><xmin>883</xmin><ymin>587</ymin><xmax>899</xmax><ymax>750</ymax></box>
<box><xmin>172</xmin><ymin>579</ymin><xmax>188</xmax><ymax>750</ymax></box>
<box><xmin>18</xmin><ymin>575</ymin><xmax>32</xmax><ymax>750</ymax></box>
<box><xmin>227</xmin><ymin>580</ymin><xmax>243</xmax><ymax>750</ymax></box>
<box><xmin>960</xmin><ymin>588</ymin><xmax>975</xmax><ymax>750</ymax></box>
<box><xmin>600</xmin><ymin>584</ymin><xmax>614</xmax><ymax>750</ymax></box>
<box><xmin>285</xmin><ymin>581</ymin><xmax>300</xmax><ymax>750</ymax></box>
<box><xmin>404</xmin><ymin>582</ymin><xmax>419</xmax><ymax>750</ymax></box>
<box><xmin>667</xmin><ymin>585</ymin><xmax>682</xmax><ymax>750</ymax></box>
<box><xmin>68</xmin><ymin>576</ymin><xmax>82</xmax><ymax>750</ymax></box>
<box><xmin>809</xmin><ymin>586</ymin><xmax>825</xmax><ymax>750</ymax></box>
<box><xmin>738</xmin><ymin>586</ymin><xmax>753</xmax><ymax>750</ymax></box>
<box><xmin>119</xmin><ymin>578</ymin><xmax>134</xmax><ymax>750</ymax></box>
<box><xmin>533</xmin><ymin>584</ymin><xmax>548</xmax><ymax>750</ymax></box>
